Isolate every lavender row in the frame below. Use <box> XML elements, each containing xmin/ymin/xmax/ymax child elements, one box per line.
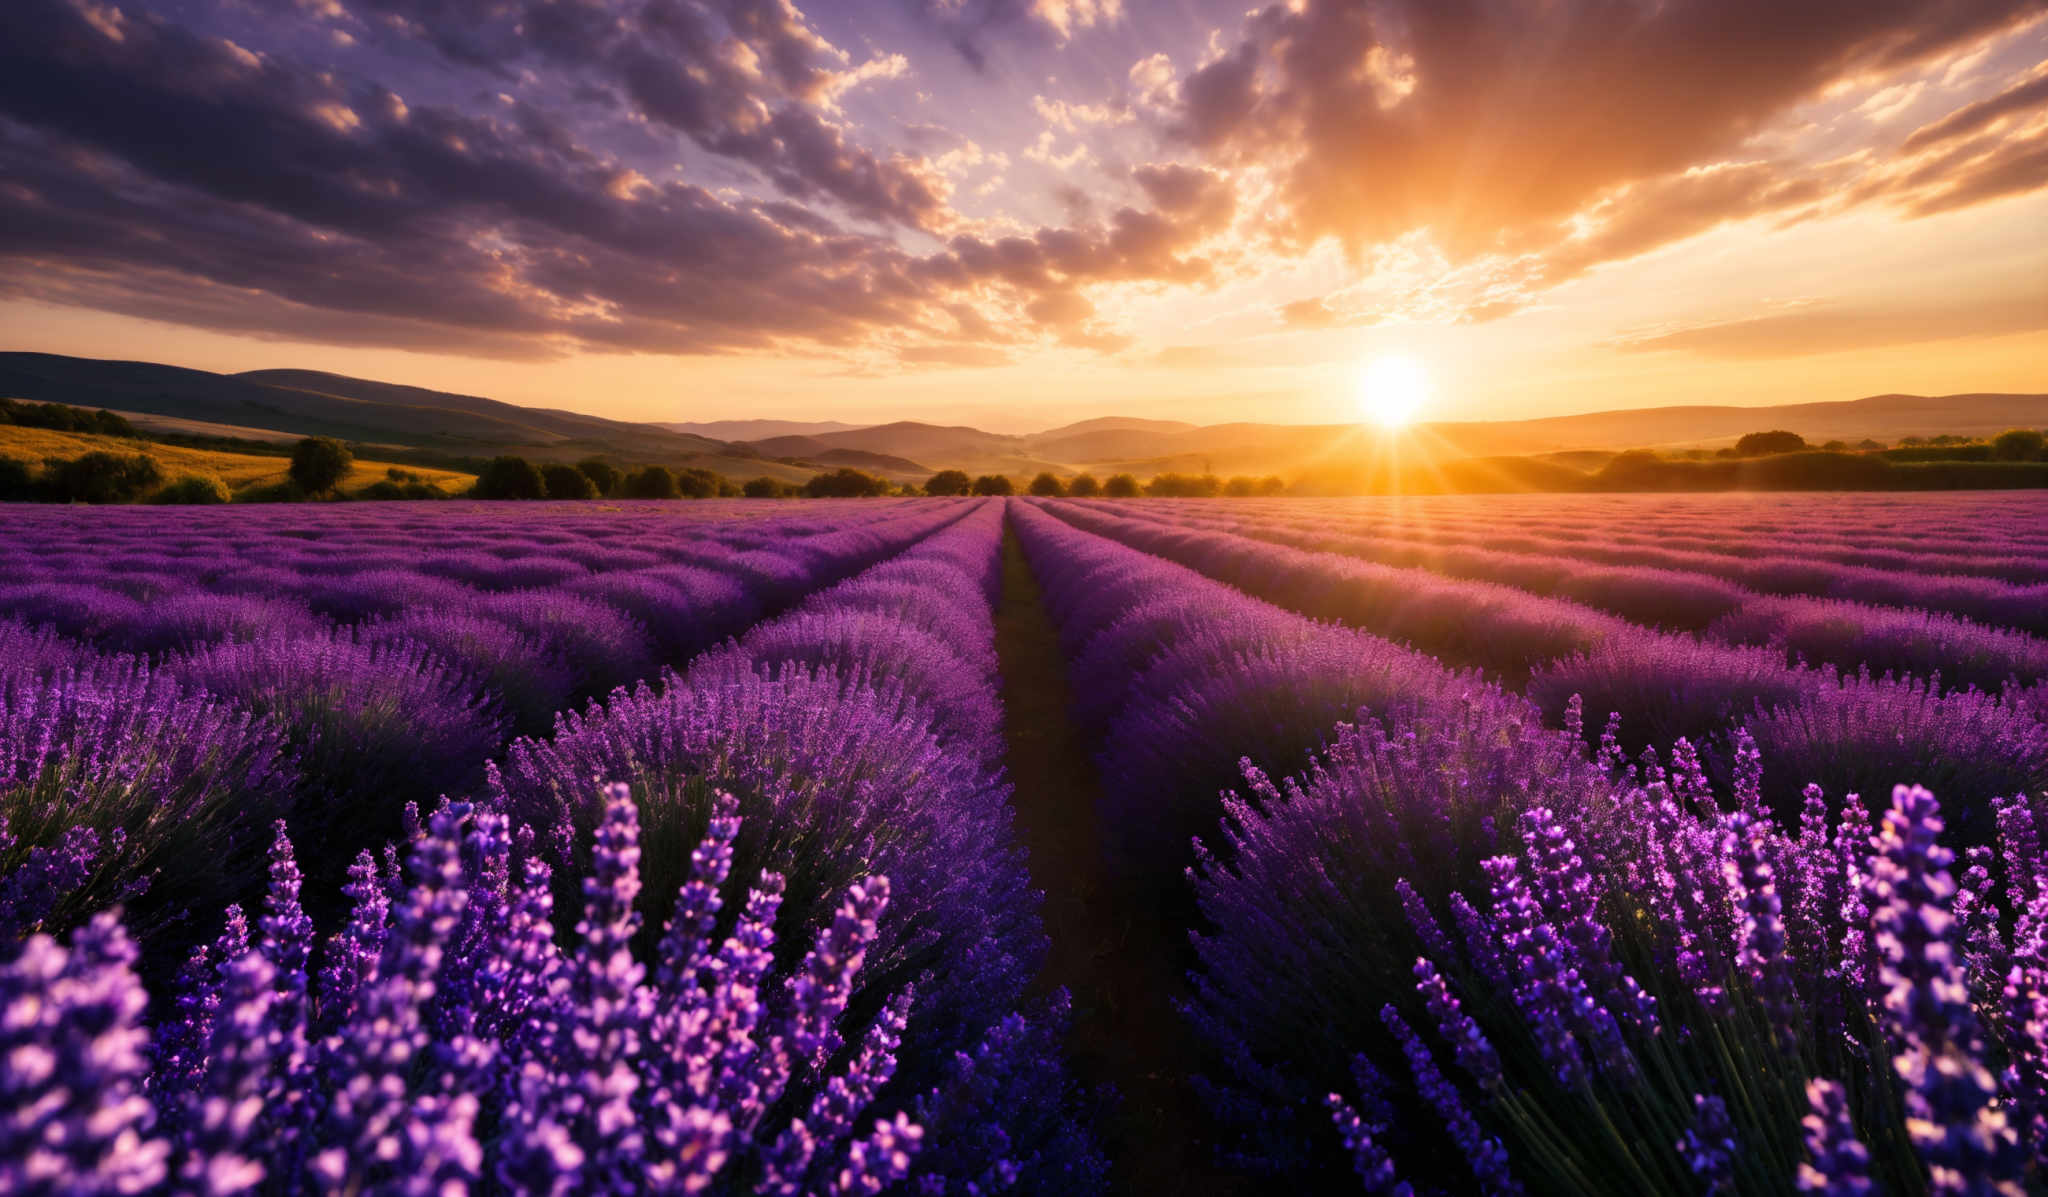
<box><xmin>1035</xmin><ymin>501</ymin><xmax>2048</xmax><ymax>839</ymax></box>
<box><xmin>0</xmin><ymin>501</ymin><xmax>980</xmax><ymax>950</ymax></box>
<box><xmin>1138</xmin><ymin>497</ymin><xmax>2048</xmax><ymax>638</ymax></box>
<box><xmin>1009</xmin><ymin>501</ymin><xmax>1498</xmax><ymax>894</ymax></box>
<box><xmin>491</xmin><ymin>499</ymin><xmax>1107</xmax><ymax>1192</ymax></box>
<box><xmin>1190</xmin><ymin>720</ymin><xmax>2048</xmax><ymax>1190</ymax></box>
<box><xmin>3</xmin><ymin>500</ymin><xmax>1104</xmax><ymax>1193</ymax></box>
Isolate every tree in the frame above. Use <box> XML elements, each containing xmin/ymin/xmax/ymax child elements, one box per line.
<box><xmin>1027</xmin><ymin>472</ymin><xmax>1065</xmax><ymax>496</ymax></box>
<box><xmin>1067</xmin><ymin>473</ymin><xmax>1100</xmax><ymax>497</ymax></box>
<box><xmin>742</xmin><ymin>476</ymin><xmax>790</xmax><ymax>498</ymax></box>
<box><xmin>1992</xmin><ymin>428</ymin><xmax>2046</xmax><ymax>461</ymax></box>
<box><xmin>541</xmin><ymin>463</ymin><xmax>597</xmax><ymax>500</ymax></box>
<box><xmin>472</xmin><ymin>455</ymin><xmax>548</xmax><ymax>500</ymax></box>
<box><xmin>576</xmin><ymin>458</ymin><xmax>621</xmax><ymax>495</ymax></box>
<box><xmin>152</xmin><ymin>473</ymin><xmax>232</xmax><ymax>504</ymax></box>
<box><xmin>289</xmin><ymin>437</ymin><xmax>353</xmax><ymax>494</ymax></box>
<box><xmin>1258</xmin><ymin>475</ymin><xmax>1288</xmax><ymax>496</ymax></box>
<box><xmin>924</xmin><ymin>469</ymin><xmax>972</xmax><ymax>496</ymax></box>
<box><xmin>805</xmin><ymin>467</ymin><xmax>891</xmax><ymax>498</ymax></box>
<box><xmin>1733</xmin><ymin>430</ymin><xmax>1807</xmax><ymax>457</ymax></box>
<box><xmin>48</xmin><ymin>451</ymin><xmax>166</xmax><ymax>503</ymax></box>
<box><xmin>676</xmin><ymin>468</ymin><xmax>722</xmax><ymax>499</ymax></box>
<box><xmin>1102</xmin><ymin>473</ymin><xmax>1140</xmax><ymax>498</ymax></box>
<box><xmin>970</xmin><ymin>474</ymin><xmax>1014</xmax><ymax>496</ymax></box>
<box><xmin>1145</xmin><ymin>472</ymin><xmax>1222</xmax><ymax>497</ymax></box>
<box><xmin>1223</xmin><ymin>475</ymin><xmax>1257</xmax><ymax>497</ymax></box>
<box><xmin>620</xmin><ymin>465</ymin><xmax>680</xmax><ymax>499</ymax></box>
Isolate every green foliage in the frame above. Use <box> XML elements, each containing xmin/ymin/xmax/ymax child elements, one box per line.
<box><xmin>1066</xmin><ymin>472</ymin><xmax>1100</xmax><ymax>498</ymax></box>
<box><xmin>47</xmin><ymin>451</ymin><xmax>166</xmax><ymax>503</ymax></box>
<box><xmin>970</xmin><ymin>474</ymin><xmax>1015</xmax><ymax>496</ymax></box>
<box><xmin>1144</xmin><ymin>472</ymin><xmax>1222</xmax><ymax>497</ymax></box>
<box><xmin>741</xmin><ymin>476</ymin><xmax>791</xmax><ymax>498</ymax></box>
<box><xmin>805</xmin><ymin>467</ymin><xmax>891</xmax><ymax>497</ymax></box>
<box><xmin>0</xmin><ymin>398</ymin><xmax>135</xmax><ymax>437</ymax></box>
<box><xmin>540</xmin><ymin>463</ymin><xmax>597</xmax><ymax>500</ymax></box>
<box><xmin>288</xmin><ymin>436</ymin><xmax>353</xmax><ymax>493</ymax></box>
<box><xmin>152</xmin><ymin>473</ymin><xmax>231</xmax><ymax>504</ymax></box>
<box><xmin>1733</xmin><ymin>430</ymin><xmax>1807</xmax><ymax>456</ymax></box>
<box><xmin>472</xmin><ymin>455</ymin><xmax>548</xmax><ymax>500</ymax></box>
<box><xmin>575</xmin><ymin>457</ymin><xmax>621</xmax><ymax>495</ymax></box>
<box><xmin>620</xmin><ymin>464</ymin><xmax>679</xmax><ymax>499</ymax></box>
<box><xmin>1992</xmin><ymin>427</ymin><xmax>2046</xmax><ymax>461</ymax></box>
<box><xmin>924</xmin><ymin>469</ymin><xmax>972</xmax><ymax>496</ymax></box>
<box><xmin>235</xmin><ymin>479</ymin><xmax>310</xmax><ymax>503</ymax></box>
<box><xmin>1027</xmin><ymin>472</ymin><xmax>1065</xmax><ymax>497</ymax></box>
<box><xmin>1102</xmin><ymin>473</ymin><xmax>1140</xmax><ymax>498</ymax></box>
<box><xmin>676</xmin><ymin>467</ymin><xmax>722</xmax><ymax>499</ymax></box>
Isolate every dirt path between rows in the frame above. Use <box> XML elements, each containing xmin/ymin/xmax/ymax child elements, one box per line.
<box><xmin>992</xmin><ymin>524</ymin><xmax>1252</xmax><ymax>1194</ymax></box>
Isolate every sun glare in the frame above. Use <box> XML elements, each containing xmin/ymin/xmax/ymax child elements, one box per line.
<box><xmin>1357</xmin><ymin>355</ymin><xmax>1430</xmax><ymax>428</ymax></box>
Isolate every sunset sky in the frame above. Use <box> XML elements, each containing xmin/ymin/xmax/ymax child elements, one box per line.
<box><xmin>2</xmin><ymin>0</ymin><xmax>2045</xmax><ymax>432</ymax></box>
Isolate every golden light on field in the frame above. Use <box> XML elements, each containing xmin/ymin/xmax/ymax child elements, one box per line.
<box><xmin>1356</xmin><ymin>355</ymin><xmax>1431</xmax><ymax>429</ymax></box>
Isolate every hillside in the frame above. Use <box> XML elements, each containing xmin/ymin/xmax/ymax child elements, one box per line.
<box><xmin>0</xmin><ymin>354</ymin><xmax>740</xmax><ymax>465</ymax></box>
<box><xmin>0</xmin><ymin>425</ymin><xmax>473</xmax><ymax>494</ymax></box>
<box><xmin>6</xmin><ymin>352</ymin><xmax>2043</xmax><ymax>485</ymax></box>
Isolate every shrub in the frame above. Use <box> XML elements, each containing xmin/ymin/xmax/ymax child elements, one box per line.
<box><xmin>620</xmin><ymin>464</ymin><xmax>679</xmax><ymax>499</ymax></box>
<box><xmin>1145</xmin><ymin>472</ymin><xmax>1222</xmax><ymax>497</ymax></box>
<box><xmin>1992</xmin><ymin>427</ymin><xmax>2046</xmax><ymax>461</ymax></box>
<box><xmin>1027</xmin><ymin>472</ymin><xmax>1065</xmax><ymax>497</ymax></box>
<box><xmin>807</xmin><ymin>467</ymin><xmax>890</xmax><ymax>497</ymax></box>
<box><xmin>5</xmin><ymin>794</ymin><xmax>967</xmax><ymax>1194</ymax></box>
<box><xmin>1733</xmin><ymin>429</ymin><xmax>1807</xmax><ymax>456</ymax></box>
<box><xmin>288</xmin><ymin>437</ymin><xmax>353</xmax><ymax>494</ymax></box>
<box><xmin>676</xmin><ymin>467</ymin><xmax>722</xmax><ymax>498</ymax></box>
<box><xmin>924</xmin><ymin>469</ymin><xmax>972</xmax><ymax>496</ymax></box>
<box><xmin>471</xmin><ymin>455</ymin><xmax>547</xmax><ymax>500</ymax></box>
<box><xmin>539</xmin><ymin>462</ymin><xmax>596</xmax><ymax>500</ymax></box>
<box><xmin>151</xmin><ymin>473</ymin><xmax>230</xmax><ymax>505</ymax></box>
<box><xmin>47</xmin><ymin>451</ymin><xmax>165</xmax><ymax>503</ymax></box>
<box><xmin>575</xmin><ymin>456</ymin><xmax>621</xmax><ymax>495</ymax></box>
<box><xmin>1066</xmin><ymin>472</ymin><xmax>1100</xmax><ymax>497</ymax></box>
<box><xmin>353</xmin><ymin>480</ymin><xmax>405</xmax><ymax>500</ymax></box>
<box><xmin>1223</xmin><ymin>475</ymin><xmax>1257</xmax><ymax>497</ymax></box>
<box><xmin>1189</xmin><ymin>699</ymin><xmax>1615</xmax><ymax>1170</ymax></box>
<box><xmin>970</xmin><ymin>474</ymin><xmax>1014</xmax><ymax>496</ymax></box>
<box><xmin>1102</xmin><ymin>473</ymin><xmax>1140</xmax><ymax>497</ymax></box>
<box><xmin>0</xmin><ymin>661</ymin><xmax>299</xmax><ymax>941</ymax></box>
<box><xmin>175</xmin><ymin>630</ymin><xmax>508</xmax><ymax>864</ymax></box>
<box><xmin>742</xmin><ymin>475</ymin><xmax>790</xmax><ymax>498</ymax></box>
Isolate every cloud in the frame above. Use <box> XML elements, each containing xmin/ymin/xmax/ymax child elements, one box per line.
<box><xmin>1900</xmin><ymin>63</ymin><xmax>2048</xmax><ymax>149</ymax></box>
<box><xmin>0</xmin><ymin>0</ymin><xmax>1244</xmax><ymax>365</ymax></box>
<box><xmin>1612</xmin><ymin>293</ymin><xmax>2048</xmax><ymax>357</ymax></box>
<box><xmin>1162</xmin><ymin>0</ymin><xmax>2045</xmax><ymax>265</ymax></box>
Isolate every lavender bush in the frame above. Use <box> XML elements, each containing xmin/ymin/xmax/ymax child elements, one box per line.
<box><xmin>3</xmin><ymin>785</ymin><xmax>943</xmax><ymax>1194</ymax></box>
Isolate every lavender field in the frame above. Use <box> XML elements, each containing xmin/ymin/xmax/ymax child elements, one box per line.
<box><xmin>3</xmin><ymin>493</ymin><xmax>2045</xmax><ymax>1195</ymax></box>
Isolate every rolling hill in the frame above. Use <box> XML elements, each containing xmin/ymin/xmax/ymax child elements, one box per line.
<box><xmin>6</xmin><ymin>351</ymin><xmax>2043</xmax><ymax>485</ymax></box>
<box><xmin>0</xmin><ymin>354</ymin><xmax>740</xmax><ymax>464</ymax></box>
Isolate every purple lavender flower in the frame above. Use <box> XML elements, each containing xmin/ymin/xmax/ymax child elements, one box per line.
<box><xmin>1677</xmin><ymin>1093</ymin><xmax>1734</xmax><ymax>1196</ymax></box>
<box><xmin>1796</xmin><ymin>1079</ymin><xmax>1872</xmax><ymax>1195</ymax></box>
<box><xmin>0</xmin><ymin>913</ymin><xmax>169</xmax><ymax>1193</ymax></box>
<box><xmin>1868</xmin><ymin>784</ymin><xmax>2025</xmax><ymax>1192</ymax></box>
<box><xmin>1379</xmin><ymin>1008</ymin><xmax>1521</xmax><ymax>1195</ymax></box>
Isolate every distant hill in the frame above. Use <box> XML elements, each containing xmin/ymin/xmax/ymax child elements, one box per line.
<box><xmin>5</xmin><ymin>351</ymin><xmax>2043</xmax><ymax>485</ymax></box>
<box><xmin>0</xmin><ymin>354</ymin><xmax>740</xmax><ymax>465</ymax></box>
<box><xmin>661</xmin><ymin>419</ymin><xmax>866</xmax><ymax>440</ymax></box>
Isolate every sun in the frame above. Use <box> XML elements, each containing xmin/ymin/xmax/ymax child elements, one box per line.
<box><xmin>1356</xmin><ymin>355</ymin><xmax>1431</xmax><ymax>428</ymax></box>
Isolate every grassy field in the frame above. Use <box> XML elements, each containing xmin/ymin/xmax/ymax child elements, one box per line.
<box><xmin>0</xmin><ymin>425</ymin><xmax>475</xmax><ymax>495</ymax></box>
